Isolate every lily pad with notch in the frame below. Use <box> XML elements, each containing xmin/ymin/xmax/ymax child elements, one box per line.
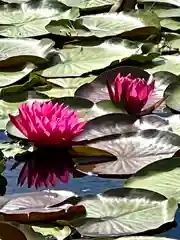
<box><xmin>71</xmin><ymin>188</ymin><xmax>178</xmax><ymax>237</ymax></box>
<box><xmin>75</xmin><ymin>129</ymin><xmax>180</xmax><ymax>176</ymax></box>
<box><xmin>0</xmin><ymin>190</ymin><xmax>85</xmax><ymax>222</ymax></box>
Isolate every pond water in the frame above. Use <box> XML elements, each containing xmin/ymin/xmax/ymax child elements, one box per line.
<box><xmin>2</xmin><ymin>130</ymin><xmax>180</xmax><ymax>239</ymax></box>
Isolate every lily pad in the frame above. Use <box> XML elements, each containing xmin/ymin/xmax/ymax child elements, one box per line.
<box><xmin>137</xmin><ymin>0</ymin><xmax>180</xmax><ymax>7</ymax></box>
<box><xmin>32</xmin><ymin>225</ymin><xmax>71</xmax><ymax>240</ymax></box>
<box><xmin>165</xmin><ymin>82</ymin><xmax>180</xmax><ymax>112</ymax></box>
<box><xmin>0</xmin><ymin>64</ymin><xmax>35</xmax><ymax>87</ymax></box>
<box><xmin>0</xmin><ymin>190</ymin><xmax>82</xmax><ymax>222</ymax></box>
<box><xmin>124</xmin><ymin>157</ymin><xmax>180</xmax><ymax>203</ymax></box>
<box><xmin>58</xmin><ymin>0</ymin><xmax>118</xmax><ymax>9</ymax></box>
<box><xmin>47</xmin><ymin>76</ymin><xmax>96</xmax><ymax>88</ymax></box>
<box><xmin>72</xmin><ymin>188</ymin><xmax>177</xmax><ymax>236</ymax></box>
<box><xmin>36</xmin><ymin>86</ymin><xmax>76</xmax><ymax>98</ymax></box>
<box><xmin>0</xmin><ymin>0</ymin><xmax>79</xmax><ymax>37</ymax></box>
<box><xmin>41</xmin><ymin>40</ymin><xmax>142</xmax><ymax>78</ymax></box>
<box><xmin>0</xmin><ymin>38</ymin><xmax>55</xmax><ymax>67</ymax></box>
<box><xmin>46</xmin><ymin>10</ymin><xmax>160</xmax><ymax>38</ymax></box>
<box><xmin>83</xmin><ymin>100</ymin><xmax>126</xmax><ymax>120</ymax></box>
<box><xmin>76</xmin><ymin>129</ymin><xmax>180</xmax><ymax>176</ymax></box>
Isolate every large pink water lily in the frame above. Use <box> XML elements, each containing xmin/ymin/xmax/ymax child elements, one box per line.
<box><xmin>9</xmin><ymin>101</ymin><xmax>86</xmax><ymax>146</ymax></box>
<box><xmin>107</xmin><ymin>73</ymin><xmax>155</xmax><ymax>114</ymax></box>
<box><xmin>9</xmin><ymin>101</ymin><xmax>87</xmax><ymax>188</ymax></box>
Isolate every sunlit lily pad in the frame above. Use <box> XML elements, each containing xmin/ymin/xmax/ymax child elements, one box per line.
<box><xmin>32</xmin><ymin>225</ymin><xmax>71</xmax><ymax>239</ymax></box>
<box><xmin>0</xmin><ymin>38</ymin><xmax>55</xmax><ymax>67</ymax></box>
<box><xmin>125</xmin><ymin>157</ymin><xmax>180</xmax><ymax>203</ymax></box>
<box><xmin>41</xmin><ymin>40</ymin><xmax>142</xmax><ymax>78</ymax></box>
<box><xmin>58</xmin><ymin>0</ymin><xmax>117</xmax><ymax>9</ymax></box>
<box><xmin>0</xmin><ymin>0</ymin><xmax>79</xmax><ymax>37</ymax></box>
<box><xmin>0</xmin><ymin>64</ymin><xmax>35</xmax><ymax>87</ymax></box>
<box><xmin>46</xmin><ymin>11</ymin><xmax>160</xmax><ymax>38</ymax></box>
<box><xmin>47</xmin><ymin>76</ymin><xmax>96</xmax><ymax>88</ymax></box>
<box><xmin>76</xmin><ymin>129</ymin><xmax>180</xmax><ymax>176</ymax></box>
<box><xmin>138</xmin><ymin>0</ymin><xmax>180</xmax><ymax>7</ymax></box>
<box><xmin>165</xmin><ymin>82</ymin><xmax>180</xmax><ymax>112</ymax></box>
<box><xmin>0</xmin><ymin>190</ymin><xmax>83</xmax><ymax>222</ymax></box>
<box><xmin>72</xmin><ymin>188</ymin><xmax>177</xmax><ymax>236</ymax></box>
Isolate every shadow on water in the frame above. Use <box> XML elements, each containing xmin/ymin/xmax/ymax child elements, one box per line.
<box><xmin>1</xmin><ymin>130</ymin><xmax>180</xmax><ymax>238</ymax></box>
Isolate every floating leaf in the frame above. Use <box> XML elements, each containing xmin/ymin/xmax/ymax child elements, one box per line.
<box><xmin>138</xmin><ymin>0</ymin><xmax>180</xmax><ymax>7</ymax></box>
<box><xmin>46</xmin><ymin>11</ymin><xmax>160</xmax><ymax>38</ymax></box>
<box><xmin>145</xmin><ymin>56</ymin><xmax>180</xmax><ymax>75</ymax></box>
<box><xmin>36</xmin><ymin>86</ymin><xmax>76</xmax><ymax>98</ymax></box>
<box><xmin>58</xmin><ymin>0</ymin><xmax>117</xmax><ymax>9</ymax></box>
<box><xmin>83</xmin><ymin>100</ymin><xmax>126</xmax><ymax>120</ymax></box>
<box><xmin>125</xmin><ymin>157</ymin><xmax>180</xmax><ymax>203</ymax></box>
<box><xmin>0</xmin><ymin>64</ymin><xmax>35</xmax><ymax>87</ymax></box>
<box><xmin>0</xmin><ymin>0</ymin><xmax>79</xmax><ymax>37</ymax></box>
<box><xmin>41</xmin><ymin>40</ymin><xmax>142</xmax><ymax>78</ymax></box>
<box><xmin>76</xmin><ymin>129</ymin><xmax>180</xmax><ymax>176</ymax></box>
<box><xmin>32</xmin><ymin>225</ymin><xmax>71</xmax><ymax>240</ymax></box>
<box><xmin>47</xmin><ymin>76</ymin><xmax>96</xmax><ymax>88</ymax></box>
<box><xmin>0</xmin><ymin>38</ymin><xmax>54</xmax><ymax>67</ymax></box>
<box><xmin>154</xmin><ymin>8</ymin><xmax>180</xmax><ymax>18</ymax></box>
<box><xmin>72</xmin><ymin>188</ymin><xmax>177</xmax><ymax>236</ymax></box>
<box><xmin>165</xmin><ymin>82</ymin><xmax>180</xmax><ymax>112</ymax></box>
<box><xmin>0</xmin><ymin>190</ymin><xmax>81</xmax><ymax>222</ymax></box>
<box><xmin>161</xmin><ymin>18</ymin><xmax>180</xmax><ymax>31</ymax></box>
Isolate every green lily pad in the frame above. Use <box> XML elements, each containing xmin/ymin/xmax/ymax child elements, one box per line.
<box><xmin>36</xmin><ymin>86</ymin><xmax>76</xmax><ymax>98</ymax></box>
<box><xmin>72</xmin><ymin>188</ymin><xmax>177</xmax><ymax>236</ymax></box>
<box><xmin>75</xmin><ymin>129</ymin><xmax>180</xmax><ymax>175</ymax></box>
<box><xmin>0</xmin><ymin>38</ymin><xmax>55</xmax><ymax>67</ymax></box>
<box><xmin>0</xmin><ymin>64</ymin><xmax>35</xmax><ymax>87</ymax></box>
<box><xmin>32</xmin><ymin>225</ymin><xmax>71</xmax><ymax>240</ymax></box>
<box><xmin>137</xmin><ymin>0</ymin><xmax>180</xmax><ymax>7</ymax></box>
<box><xmin>41</xmin><ymin>39</ymin><xmax>142</xmax><ymax>78</ymax></box>
<box><xmin>145</xmin><ymin>55</ymin><xmax>180</xmax><ymax>75</ymax></box>
<box><xmin>0</xmin><ymin>101</ymin><xmax>22</xmax><ymax>130</ymax></box>
<box><xmin>46</xmin><ymin>10</ymin><xmax>160</xmax><ymax>38</ymax></box>
<box><xmin>47</xmin><ymin>76</ymin><xmax>96</xmax><ymax>88</ymax></box>
<box><xmin>58</xmin><ymin>0</ymin><xmax>117</xmax><ymax>9</ymax></box>
<box><xmin>83</xmin><ymin>100</ymin><xmax>126</xmax><ymax>120</ymax></box>
<box><xmin>165</xmin><ymin>82</ymin><xmax>180</xmax><ymax>112</ymax></box>
<box><xmin>125</xmin><ymin>157</ymin><xmax>180</xmax><ymax>203</ymax></box>
<box><xmin>0</xmin><ymin>0</ymin><xmax>79</xmax><ymax>37</ymax></box>
<box><xmin>161</xmin><ymin>18</ymin><xmax>180</xmax><ymax>31</ymax></box>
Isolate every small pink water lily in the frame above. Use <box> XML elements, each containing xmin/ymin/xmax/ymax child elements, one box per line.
<box><xmin>107</xmin><ymin>73</ymin><xmax>155</xmax><ymax>114</ymax></box>
<box><xmin>9</xmin><ymin>101</ymin><xmax>86</xmax><ymax>146</ymax></box>
<box><xmin>9</xmin><ymin>101</ymin><xmax>87</xmax><ymax>188</ymax></box>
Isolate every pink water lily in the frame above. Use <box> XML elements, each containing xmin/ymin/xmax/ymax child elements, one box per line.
<box><xmin>9</xmin><ymin>101</ymin><xmax>87</xmax><ymax>188</ymax></box>
<box><xmin>107</xmin><ymin>73</ymin><xmax>155</xmax><ymax>115</ymax></box>
<box><xmin>9</xmin><ymin>101</ymin><xmax>86</xmax><ymax>146</ymax></box>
